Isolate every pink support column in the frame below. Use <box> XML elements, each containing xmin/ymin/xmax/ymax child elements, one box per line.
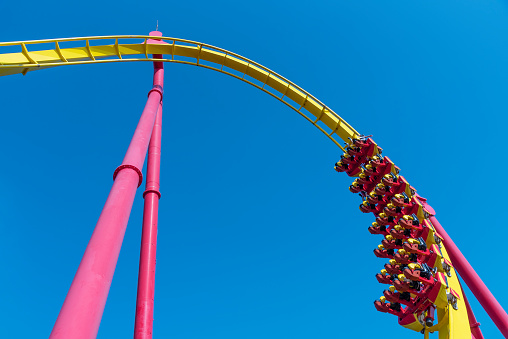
<box><xmin>462</xmin><ymin>286</ymin><xmax>484</xmax><ymax>339</ymax></box>
<box><xmin>133</xmin><ymin>31</ymin><xmax>164</xmax><ymax>339</ymax></box>
<box><xmin>428</xmin><ymin>216</ymin><xmax>508</xmax><ymax>337</ymax></box>
<box><xmin>49</xmin><ymin>32</ymin><xmax>164</xmax><ymax>339</ymax></box>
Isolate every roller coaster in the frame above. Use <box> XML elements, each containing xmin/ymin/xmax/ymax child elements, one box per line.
<box><xmin>1</xmin><ymin>31</ymin><xmax>507</xmax><ymax>339</ymax></box>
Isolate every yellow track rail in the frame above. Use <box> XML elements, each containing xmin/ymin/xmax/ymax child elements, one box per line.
<box><xmin>0</xmin><ymin>35</ymin><xmax>360</xmax><ymax>151</ymax></box>
<box><xmin>426</xmin><ymin>220</ymin><xmax>471</xmax><ymax>339</ymax></box>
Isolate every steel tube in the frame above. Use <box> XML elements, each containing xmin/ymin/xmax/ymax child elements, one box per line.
<box><xmin>49</xmin><ymin>37</ymin><xmax>163</xmax><ymax>339</ymax></box>
<box><xmin>429</xmin><ymin>216</ymin><xmax>508</xmax><ymax>337</ymax></box>
<box><xmin>462</xmin><ymin>287</ymin><xmax>484</xmax><ymax>339</ymax></box>
<box><xmin>133</xmin><ymin>31</ymin><xmax>164</xmax><ymax>339</ymax></box>
<box><xmin>134</xmin><ymin>192</ymin><xmax>160</xmax><ymax>339</ymax></box>
<box><xmin>133</xmin><ymin>103</ymin><xmax>162</xmax><ymax>339</ymax></box>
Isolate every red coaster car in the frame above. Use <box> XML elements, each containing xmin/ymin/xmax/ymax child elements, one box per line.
<box><xmin>393</xmin><ymin>249</ymin><xmax>418</xmax><ymax>265</ymax></box>
<box><xmin>383</xmin><ymin>203</ymin><xmax>404</xmax><ymax>217</ymax></box>
<box><xmin>389</xmin><ymin>226</ymin><xmax>412</xmax><ymax>240</ymax></box>
<box><xmin>384</xmin><ymin>260</ymin><xmax>406</xmax><ymax>275</ymax></box>
<box><xmin>403</xmin><ymin>267</ymin><xmax>435</xmax><ymax>285</ymax></box>
<box><xmin>334</xmin><ymin>160</ymin><xmax>348</xmax><ymax>173</ymax></box>
<box><xmin>374</xmin><ymin>299</ymin><xmax>404</xmax><ymax>317</ymax></box>
<box><xmin>374</xmin><ymin>246</ymin><xmax>395</xmax><ymax>259</ymax></box>
<box><xmin>381</xmin><ymin>236</ymin><xmax>405</xmax><ymax>250</ymax></box>
<box><xmin>374</xmin><ymin>183</ymin><xmax>390</xmax><ymax>195</ymax></box>
<box><xmin>398</xmin><ymin>214</ymin><xmax>420</xmax><ymax>229</ymax></box>
<box><xmin>393</xmin><ymin>275</ymin><xmax>422</xmax><ymax>294</ymax></box>
<box><xmin>368</xmin><ymin>222</ymin><xmax>389</xmax><ymax>235</ymax></box>
<box><xmin>351</xmin><ymin>137</ymin><xmax>369</xmax><ymax>148</ymax></box>
<box><xmin>376</xmin><ymin>270</ymin><xmax>396</xmax><ymax>284</ymax></box>
<box><xmin>403</xmin><ymin>240</ymin><xmax>429</xmax><ymax>257</ymax></box>
<box><xmin>349</xmin><ymin>181</ymin><xmax>364</xmax><ymax>193</ymax></box>
<box><xmin>382</xmin><ymin>173</ymin><xmax>398</xmax><ymax>186</ymax></box>
<box><xmin>375</xmin><ymin>213</ymin><xmax>398</xmax><ymax>227</ymax></box>
<box><xmin>383</xmin><ymin>289</ymin><xmax>414</xmax><ymax>308</ymax></box>
<box><xmin>391</xmin><ymin>193</ymin><xmax>410</xmax><ymax>207</ymax></box>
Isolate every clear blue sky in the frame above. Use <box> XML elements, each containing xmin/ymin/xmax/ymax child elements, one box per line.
<box><xmin>1</xmin><ymin>1</ymin><xmax>507</xmax><ymax>338</ymax></box>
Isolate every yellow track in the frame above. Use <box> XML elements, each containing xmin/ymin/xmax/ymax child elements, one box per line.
<box><xmin>426</xmin><ymin>220</ymin><xmax>471</xmax><ymax>339</ymax></box>
<box><xmin>0</xmin><ymin>35</ymin><xmax>471</xmax><ymax>338</ymax></box>
<box><xmin>0</xmin><ymin>35</ymin><xmax>359</xmax><ymax>151</ymax></box>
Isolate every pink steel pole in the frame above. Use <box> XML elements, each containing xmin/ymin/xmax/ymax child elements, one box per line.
<box><xmin>134</xmin><ymin>31</ymin><xmax>164</xmax><ymax>338</ymax></box>
<box><xmin>461</xmin><ymin>284</ymin><xmax>484</xmax><ymax>339</ymax></box>
<box><xmin>133</xmin><ymin>103</ymin><xmax>162</xmax><ymax>339</ymax></box>
<box><xmin>49</xmin><ymin>32</ymin><xmax>164</xmax><ymax>339</ymax></box>
<box><xmin>428</xmin><ymin>215</ymin><xmax>508</xmax><ymax>337</ymax></box>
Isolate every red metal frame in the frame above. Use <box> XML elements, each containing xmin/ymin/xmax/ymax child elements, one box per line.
<box><xmin>49</xmin><ymin>32</ymin><xmax>164</xmax><ymax>339</ymax></box>
<box><xmin>134</xmin><ymin>31</ymin><xmax>164</xmax><ymax>338</ymax></box>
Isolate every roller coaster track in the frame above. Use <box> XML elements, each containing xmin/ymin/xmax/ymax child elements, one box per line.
<box><xmin>0</xmin><ymin>35</ymin><xmax>358</xmax><ymax>151</ymax></box>
<box><xmin>1</xmin><ymin>34</ymin><xmax>505</xmax><ymax>339</ymax></box>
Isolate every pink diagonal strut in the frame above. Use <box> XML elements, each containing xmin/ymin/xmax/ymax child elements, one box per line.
<box><xmin>49</xmin><ymin>32</ymin><xmax>164</xmax><ymax>339</ymax></box>
<box><xmin>428</xmin><ymin>216</ymin><xmax>508</xmax><ymax>337</ymax></box>
<box><xmin>134</xmin><ymin>31</ymin><xmax>164</xmax><ymax>338</ymax></box>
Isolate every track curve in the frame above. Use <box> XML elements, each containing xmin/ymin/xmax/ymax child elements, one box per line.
<box><xmin>0</xmin><ymin>35</ymin><xmax>359</xmax><ymax>151</ymax></box>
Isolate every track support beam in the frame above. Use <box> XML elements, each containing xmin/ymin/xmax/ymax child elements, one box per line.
<box><xmin>134</xmin><ymin>31</ymin><xmax>164</xmax><ymax>339</ymax></box>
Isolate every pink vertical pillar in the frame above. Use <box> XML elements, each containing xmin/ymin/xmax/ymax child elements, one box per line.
<box><xmin>133</xmin><ymin>31</ymin><xmax>164</xmax><ymax>339</ymax></box>
<box><xmin>429</xmin><ymin>216</ymin><xmax>508</xmax><ymax>337</ymax></box>
<box><xmin>49</xmin><ymin>32</ymin><xmax>164</xmax><ymax>339</ymax></box>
